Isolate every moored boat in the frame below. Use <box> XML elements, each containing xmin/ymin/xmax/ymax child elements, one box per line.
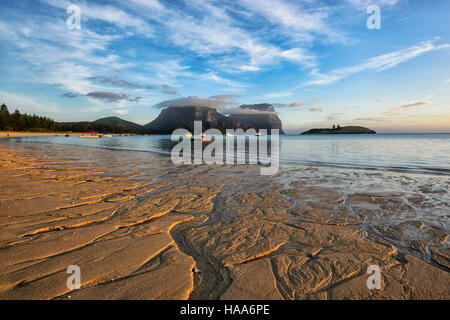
<box><xmin>80</xmin><ymin>132</ymin><xmax>102</xmax><ymax>139</ymax></box>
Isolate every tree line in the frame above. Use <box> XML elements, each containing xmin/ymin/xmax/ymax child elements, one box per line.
<box><xmin>0</xmin><ymin>104</ymin><xmax>56</xmax><ymax>132</ymax></box>
<box><xmin>0</xmin><ymin>104</ymin><xmax>141</xmax><ymax>134</ymax></box>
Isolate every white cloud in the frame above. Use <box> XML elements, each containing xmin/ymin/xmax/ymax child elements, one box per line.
<box><xmin>237</xmin><ymin>0</ymin><xmax>347</xmax><ymax>43</ymax></box>
<box><xmin>200</xmin><ymin>71</ymin><xmax>250</xmax><ymax>88</ymax></box>
<box><xmin>264</xmin><ymin>91</ymin><xmax>293</xmax><ymax>99</ymax></box>
<box><xmin>304</xmin><ymin>41</ymin><xmax>450</xmax><ymax>85</ymax></box>
<box><xmin>384</xmin><ymin>101</ymin><xmax>433</xmax><ymax>114</ymax></box>
<box><xmin>238</xmin><ymin>65</ymin><xmax>261</xmax><ymax>72</ymax></box>
<box><xmin>123</xmin><ymin>0</ymin><xmax>319</xmax><ymax>72</ymax></box>
<box><xmin>399</xmin><ymin>101</ymin><xmax>432</xmax><ymax>109</ymax></box>
<box><xmin>288</xmin><ymin>102</ymin><xmax>304</xmax><ymax>108</ymax></box>
<box><xmin>345</xmin><ymin>0</ymin><xmax>402</xmax><ymax>8</ymax></box>
<box><xmin>154</xmin><ymin>96</ymin><xmax>233</xmax><ymax>110</ymax></box>
<box><xmin>114</xmin><ymin>109</ymin><xmax>129</xmax><ymax>115</ymax></box>
<box><xmin>0</xmin><ymin>90</ymin><xmax>59</xmax><ymax>114</ymax></box>
<box><xmin>40</xmin><ymin>0</ymin><xmax>153</xmax><ymax>36</ymax></box>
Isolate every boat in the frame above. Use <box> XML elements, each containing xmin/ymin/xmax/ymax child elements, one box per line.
<box><xmin>226</xmin><ymin>132</ymin><xmax>234</xmax><ymax>137</ymax></box>
<box><xmin>184</xmin><ymin>132</ymin><xmax>193</xmax><ymax>138</ymax></box>
<box><xmin>80</xmin><ymin>132</ymin><xmax>102</xmax><ymax>139</ymax></box>
<box><xmin>65</xmin><ymin>134</ymin><xmax>70</xmax><ymax>137</ymax></box>
<box><xmin>103</xmin><ymin>134</ymin><xmax>113</xmax><ymax>138</ymax></box>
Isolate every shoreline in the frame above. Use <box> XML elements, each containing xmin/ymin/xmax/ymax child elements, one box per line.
<box><xmin>0</xmin><ymin>142</ymin><xmax>448</xmax><ymax>300</ymax></box>
<box><xmin>0</xmin><ymin>132</ymin><xmax>84</xmax><ymax>139</ymax></box>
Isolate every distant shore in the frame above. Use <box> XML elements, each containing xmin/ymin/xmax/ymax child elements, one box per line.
<box><xmin>0</xmin><ymin>131</ymin><xmax>83</xmax><ymax>139</ymax></box>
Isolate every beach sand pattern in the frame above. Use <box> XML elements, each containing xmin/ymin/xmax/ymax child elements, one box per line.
<box><xmin>0</xmin><ymin>143</ymin><xmax>448</xmax><ymax>299</ymax></box>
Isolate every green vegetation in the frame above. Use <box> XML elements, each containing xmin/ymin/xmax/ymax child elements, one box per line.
<box><xmin>56</xmin><ymin>121</ymin><xmax>143</xmax><ymax>134</ymax></box>
<box><xmin>0</xmin><ymin>104</ymin><xmax>145</xmax><ymax>134</ymax></box>
<box><xmin>0</xmin><ymin>104</ymin><xmax>56</xmax><ymax>132</ymax></box>
<box><xmin>301</xmin><ymin>125</ymin><xmax>376</xmax><ymax>135</ymax></box>
<box><xmin>93</xmin><ymin>117</ymin><xmax>147</xmax><ymax>134</ymax></box>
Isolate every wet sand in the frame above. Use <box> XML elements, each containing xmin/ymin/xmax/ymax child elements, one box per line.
<box><xmin>0</xmin><ymin>142</ymin><xmax>448</xmax><ymax>300</ymax></box>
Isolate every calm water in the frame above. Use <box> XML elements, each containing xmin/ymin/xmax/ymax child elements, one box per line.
<box><xmin>3</xmin><ymin>134</ymin><xmax>450</xmax><ymax>175</ymax></box>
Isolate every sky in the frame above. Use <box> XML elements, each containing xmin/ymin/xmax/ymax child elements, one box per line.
<box><xmin>0</xmin><ymin>0</ymin><xmax>449</xmax><ymax>133</ymax></box>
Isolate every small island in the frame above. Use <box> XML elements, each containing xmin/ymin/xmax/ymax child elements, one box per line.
<box><xmin>301</xmin><ymin>125</ymin><xmax>376</xmax><ymax>135</ymax></box>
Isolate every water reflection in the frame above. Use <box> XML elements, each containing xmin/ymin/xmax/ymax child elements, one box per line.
<box><xmin>3</xmin><ymin>134</ymin><xmax>450</xmax><ymax>174</ymax></box>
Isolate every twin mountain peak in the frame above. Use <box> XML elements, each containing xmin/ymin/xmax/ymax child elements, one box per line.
<box><xmin>95</xmin><ymin>104</ymin><xmax>285</xmax><ymax>134</ymax></box>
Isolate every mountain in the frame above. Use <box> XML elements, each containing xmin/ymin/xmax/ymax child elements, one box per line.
<box><xmin>55</xmin><ymin>117</ymin><xmax>146</xmax><ymax>134</ymax></box>
<box><xmin>145</xmin><ymin>104</ymin><xmax>285</xmax><ymax>134</ymax></box>
<box><xmin>144</xmin><ymin>106</ymin><xmax>231</xmax><ymax>134</ymax></box>
<box><xmin>94</xmin><ymin>116</ymin><xmax>144</xmax><ymax>133</ymax></box>
<box><xmin>301</xmin><ymin>126</ymin><xmax>376</xmax><ymax>134</ymax></box>
<box><xmin>228</xmin><ymin>104</ymin><xmax>285</xmax><ymax>134</ymax></box>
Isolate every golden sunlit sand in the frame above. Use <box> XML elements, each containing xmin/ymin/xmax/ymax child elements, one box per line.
<box><xmin>0</xmin><ymin>143</ymin><xmax>448</xmax><ymax>300</ymax></box>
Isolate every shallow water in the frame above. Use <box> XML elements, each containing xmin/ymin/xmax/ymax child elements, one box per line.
<box><xmin>4</xmin><ymin>133</ymin><xmax>450</xmax><ymax>175</ymax></box>
<box><xmin>1</xmin><ymin>140</ymin><xmax>449</xmax><ymax>274</ymax></box>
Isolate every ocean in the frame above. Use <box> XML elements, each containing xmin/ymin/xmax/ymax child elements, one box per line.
<box><xmin>4</xmin><ymin>133</ymin><xmax>450</xmax><ymax>175</ymax></box>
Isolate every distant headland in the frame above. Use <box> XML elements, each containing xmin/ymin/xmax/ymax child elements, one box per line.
<box><xmin>301</xmin><ymin>125</ymin><xmax>376</xmax><ymax>135</ymax></box>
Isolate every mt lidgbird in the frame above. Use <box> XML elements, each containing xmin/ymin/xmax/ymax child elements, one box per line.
<box><xmin>145</xmin><ymin>104</ymin><xmax>285</xmax><ymax>134</ymax></box>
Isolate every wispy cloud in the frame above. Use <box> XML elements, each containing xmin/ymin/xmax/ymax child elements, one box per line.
<box><xmin>400</xmin><ymin>101</ymin><xmax>433</xmax><ymax>109</ymax></box>
<box><xmin>327</xmin><ymin>112</ymin><xmax>346</xmax><ymax>120</ymax></box>
<box><xmin>40</xmin><ymin>0</ymin><xmax>153</xmax><ymax>36</ymax></box>
<box><xmin>60</xmin><ymin>92</ymin><xmax>80</xmax><ymax>98</ymax></box>
<box><xmin>345</xmin><ymin>0</ymin><xmax>402</xmax><ymax>9</ymax></box>
<box><xmin>153</xmin><ymin>96</ymin><xmax>234</xmax><ymax>111</ymax></box>
<box><xmin>237</xmin><ymin>0</ymin><xmax>347</xmax><ymax>43</ymax></box>
<box><xmin>304</xmin><ymin>41</ymin><xmax>450</xmax><ymax>86</ymax></box>
<box><xmin>86</xmin><ymin>91</ymin><xmax>141</xmax><ymax>102</ymax></box>
<box><xmin>289</xmin><ymin>102</ymin><xmax>304</xmax><ymax>108</ymax></box>
<box><xmin>160</xmin><ymin>85</ymin><xmax>177</xmax><ymax>96</ymax></box>
<box><xmin>114</xmin><ymin>109</ymin><xmax>129</xmax><ymax>115</ymax></box>
<box><xmin>209</xmin><ymin>94</ymin><xmax>241</xmax><ymax>105</ymax></box>
<box><xmin>88</xmin><ymin>76</ymin><xmax>141</xmax><ymax>89</ymax></box>
<box><xmin>264</xmin><ymin>91</ymin><xmax>293</xmax><ymax>99</ymax></box>
<box><xmin>384</xmin><ymin>101</ymin><xmax>433</xmax><ymax>114</ymax></box>
<box><xmin>124</xmin><ymin>0</ymin><xmax>320</xmax><ymax>72</ymax></box>
<box><xmin>0</xmin><ymin>90</ymin><xmax>59</xmax><ymax>114</ymax></box>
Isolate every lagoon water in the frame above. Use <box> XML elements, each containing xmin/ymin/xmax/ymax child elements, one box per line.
<box><xmin>2</xmin><ymin>133</ymin><xmax>449</xmax><ymax>263</ymax></box>
<box><xmin>4</xmin><ymin>133</ymin><xmax>450</xmax><ymax>175</ymax></box>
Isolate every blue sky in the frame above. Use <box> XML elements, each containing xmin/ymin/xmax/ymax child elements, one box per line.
<box><xmin>0</xmin><ymin>0</ymin><xmax>449</xmax><ymax>133</ymax></box>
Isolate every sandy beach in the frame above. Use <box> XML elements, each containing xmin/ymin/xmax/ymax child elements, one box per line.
<box><xmin>0</xmin><ymin>141</ymin><xmax>448</xmax><ymax>300</ymax></box>
<box><xmin>0</xmin><ymin>132</ymin><xmax>82</xmax><ymax>139</ymax></box>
